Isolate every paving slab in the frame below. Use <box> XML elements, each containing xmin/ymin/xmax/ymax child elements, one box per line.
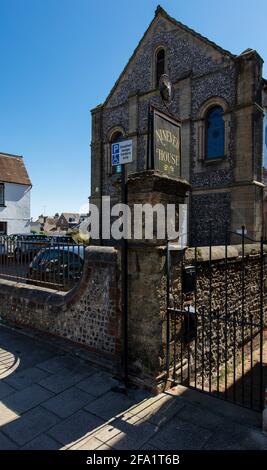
<box><xmin>84</xmin><ymin>390</ymin><xmax>135</xmax><ymax>420</ymax></box>
<box><xmin>4</xmin><ymin>366</ymin><xmax>50</xmax><ymax>391</ymax></box>
<box><xmin>128</xmin><ymin>394</ymin><xmax>186</xmax><ymax>427</ymax></box>
<box><xmin>151</xmin><ymin>418</ymin><xmax>212</xmax><ymax>450</ymax></box>
<box><xmin>1</xmin><ymin>324</ymin><xmax>267</xmax><ymax>451</ymax></box>
<box><xmin>103</xmin><ymin>413</ymin><xmax>159</xmax><ymax>450</ymax></box>
<box><xmin>69</xmin><ymin>436</ymin><xmax>103</xmax><ymax>450</ymax></box>
<box><xmin>38</xmin><ymin>366</ymin><xmax>92</xmax><ymax>394</ymax></box>
<box><xmin>167</xmin><ymin>385</ymin><xmax>262</xmax><ymax>428</ymax></box>
<box><xmin>177</xmin><ymin>402</ymin><xmax>225</xmax><ymax>431</ymax></box>
<box><xmin>0</xmin><ymin>431</ymin><xmax>18</xmax><ymax>450</ymax></box>
<box><xmin>93</xmin><ymin>423</ymin><xmax>121</xmax><ymax>443</ymax></box>
<box><xmin>76</xmin><ymin>371</ymin><xmax>119</xmax><ymax>397</ymax></box>
<box><xmin>0</xmin><ymin>381</ymin><xmax>16</xmax><ymax>399</ymax></box>
<box><xmin>42</xmin><ymin>386</ymin><xmax>95</xmax><ymax>418</ymax></box>
<box><xmin>140</xmin><ymin>442</ymin><xmax>160</xmax><ymax>450</ymax></box>
<box><xmin>21</xmin><ymin>433</ymin><xmax>62</xmax><ymax>450</ymax></box>
<box><xmin>1</xmin><ymin>406</ymin><xmax>60</xmax><ymax>446</ymax></box>
<box><xmin>47</xmin><ymin>409</ymin><xmax>104</xmax><ymax>446</ymax></box>
<box><xmin>3</xmin><ymin>383</ymin><xmax>54</xmax><ymax>414</ymax></box>
<box><xmin>96</xmin><ymin>443</ymin><xmax>114</xmax><ymax>450</ymax></box>
<box><xmin>203</xmin><ymin>419</ymin><xmax>267</xmax><ymax>450</ymax></box>
<box><xmin>0</xmin><ymin>403</ymin><xmax>20</xmax><ymax>426</ymax></box>
<box><xmin>1</xmin><ymin>342</ymin><xmax>56</xmax><ymax>371</ymax></box>
<box><xmin>37</xmin><ymin>355</ymin><xmax>88</xmax><ymax>374</ymax></box>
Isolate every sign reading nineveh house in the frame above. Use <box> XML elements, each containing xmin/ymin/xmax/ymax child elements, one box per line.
<box><xmin>152</xmin><ymin>109</ymin><xmax>181</xmax><ymax>178</ymax></box>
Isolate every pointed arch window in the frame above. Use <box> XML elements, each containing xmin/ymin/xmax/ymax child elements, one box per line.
<box><xmin>206</xmin><ymin>106</ymin><xmax>225</xmax><ymax>159</ymax></box>
<box><xmin>156</xmin><ymin>48</ymin><xmax>165</xmax><ymax>87</ymax></box>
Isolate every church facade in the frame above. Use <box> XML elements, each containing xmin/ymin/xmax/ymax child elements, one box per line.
<box><xmin>90</xmin><ymin>6</ymin><xmax>265</xmax><ymax>246</ymax></box>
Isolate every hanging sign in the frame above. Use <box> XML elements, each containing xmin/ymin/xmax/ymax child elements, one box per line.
<box><xmin>149</xmin><ymin>108</ymin><xmax>181</xmax><ymax>177</ymax></box>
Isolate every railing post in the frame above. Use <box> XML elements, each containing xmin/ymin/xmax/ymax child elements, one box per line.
<box><xmin>263</xmin><ymin>388</ymin><xmax>267</xmax><ymax>435</ymax></box>
<box><xmin>260</xmin><ymin>236</ymin><xmax>264</xmax><ymax>411</ymax></box>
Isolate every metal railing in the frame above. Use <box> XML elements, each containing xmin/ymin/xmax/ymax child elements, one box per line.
<box><xmin>166</xmin><ymin>224</ymin><xmax>266</xmax><ymax>412</ymax></box>
<box><xmin>0</xmin><ymin>235</ymin><xmax>85</xmax><ymax>292</ymax></box>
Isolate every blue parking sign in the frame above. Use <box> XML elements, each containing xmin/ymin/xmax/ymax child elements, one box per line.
<box><xmin>112</xmin><ymin>143</ymin><xmax>120</xmax><ymax>165</ymax></box>
<box><xmin>111</xmin><ymin>140</ymin><xmax>132</xmax><ymax>167</ymax></box>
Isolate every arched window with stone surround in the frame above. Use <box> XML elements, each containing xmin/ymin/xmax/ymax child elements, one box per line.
<box><xmin>155</xmin><ymin>48</ymin><xmax>165</xmax><ymax>87</ymax></box>
<box><xmin>196</xmin><ymin>98</ymin><xmax>230</xmax><ymax>162</ymax></box>
<box><xmin>205</xmin><ymin>105</ymin><xmax>225</xmax><ymax>159</ymax></box>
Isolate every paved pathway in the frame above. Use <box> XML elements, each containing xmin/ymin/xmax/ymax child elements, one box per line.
<box><xmin>0</xmin><ymin>323</ymin><xmax>267</xmax><ymax>450</ymax></box>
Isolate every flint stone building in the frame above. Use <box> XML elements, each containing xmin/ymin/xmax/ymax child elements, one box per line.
<box><xmin>90</xmin><ymin>6</ymin><xmax>266</xmax><ymax>245</ymax></box>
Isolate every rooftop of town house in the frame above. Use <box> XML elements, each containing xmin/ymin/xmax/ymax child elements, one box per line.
<box><xmin>0</xmin><ymin>152</ymin><xmax>31</xmax><ymax>186</ymax></box>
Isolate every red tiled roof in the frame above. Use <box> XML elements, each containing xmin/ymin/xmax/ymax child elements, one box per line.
<box><xmin>0</xmin><ymin>152</ymin><xmax>31</xmax><ymax>186</ymax></box>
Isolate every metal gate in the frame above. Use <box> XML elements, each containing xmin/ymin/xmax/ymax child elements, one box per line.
<box><xmin>166</xmin><ymin>226</ymin><xmax>266</xmax><ymax>411</ymax></box>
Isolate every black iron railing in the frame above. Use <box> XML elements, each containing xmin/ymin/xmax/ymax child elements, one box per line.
<box><xmin>0</xmin><ymin>235</ymin><xmax>85</xmax><ymax>292</ymax></box>
<box><xmin>166</xmin><ymin>225</ymin><xmax>266</xmax><ymax>412</ymax></box>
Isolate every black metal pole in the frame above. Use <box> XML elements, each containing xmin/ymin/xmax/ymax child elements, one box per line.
<box><xmin>241</xmin><ymin>225</ymin><xmax>245</xmax><ymax>405</ymax></box>
<box><xmin>259</xmin><ymin>236</ymin><xmax>264</xmax><ymax>410</ymax></box>
<box><xmin>146</xmin><ymin>105</ymin><xmax>154</xmax><ymax>171</ymax></box>
<box><xmin>147</xmin><ymin>106</ymin><xmax>151</xmax><ymax>170</ymax></box>
<box><xmin>208</xmin><ymin>220</ymin><xmax>212</xmax><ymax>393</ymax></box>
<box><xmin>99</xmin><ymin>112</ymin><xmax>103</xmax><ymax>246</ymax></box>
<box><xmin>121</xmin><ymin>164</ymin><xmax>128</xmax><ymax>388</ymax></box>
<box><xmin>166</xmin><ymin>245</ymin><xmax>170</xmax><ymax>375</ymax></box>
<box><xmin>224</xmin><ymin>222</ymin><xmax>228</xmax><ymax>400</ymax></box>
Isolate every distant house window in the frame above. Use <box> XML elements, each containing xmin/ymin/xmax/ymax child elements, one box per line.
<box><xmin>111</xmin><ymin>131</ymin><xmax>124</xmax><ymax>175</ymax></box>
<box><xmin>206</xmin><ymin>106</ymin><xmax>225</xmax><ymax>159</ymax></box>
<box><xmin>0</xmin><ymin>184</ymin><xmax>4</xmax><ymax>206</ymax></box>
<box><xmin>0</xmin><ymin>222</ymin><xmax>7</xmax><ymax>235</ymax></box>
<box><xmin>156</xmin><ymin>48</ymin><xmax>165</xmax><ymax>87</ymax></box>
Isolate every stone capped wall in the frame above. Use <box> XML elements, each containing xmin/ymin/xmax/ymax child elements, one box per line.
<box><xmin>0</xmin><ymin>247</ymin><xmax>121</xmax><ymax>360</ymax></box>
<box><xmin>0</xmin><ymin>240</ymin><xmax>265</xmax><ymax>393</ymax></box>
<box><xmin>193</xmin><ymin>254</ymin><xmax>264</xmax><ymax>377</ymax></box>
<box><xmin>168</xmin><ymin>244</ymin><xmax>267</xmax><ymax>384</ymax></box>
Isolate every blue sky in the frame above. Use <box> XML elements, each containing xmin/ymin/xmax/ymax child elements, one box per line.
<box><xmin>0</xmin><ymin>0</ymin><xmax>266</xmax><ymax>219</ymax></box>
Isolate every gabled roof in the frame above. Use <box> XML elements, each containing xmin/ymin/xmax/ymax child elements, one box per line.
<box><xmin>99</xmin><ymin>5</ymin><xmax>235</xmax><ymax>109</ymax></box>
<box><xmin>58</xmin><ymin>213</ymin><xmax>80</xmax><ymax>222</ymax></box>
<box><xmin>0</xmin><ymin>152</ymin><xmax>31</xmax><ymax>186</ymax></box>
<box><xmin>156</xmin><ymin>6</ymin><xmax>235</xmax><ymax>58</ymax></box>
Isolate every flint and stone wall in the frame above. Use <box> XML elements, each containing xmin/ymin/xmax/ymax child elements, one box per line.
<box><xmin>0</xmin><ymin>241</ymin><xmax>265</xmax><ymax>391</ymax></box>
<box><xmin>168</xmin><ymin>244</ymin><xmax>267</xmax><ymax>382</ymax></box>
<box><xmin>0</xmin><ymin>170</ymin><xmax>265</xmax><ymax>392</ymax></box>
<box><xmin>0</xmin><ymin>247</ymin><xmax>121</xmax><ymax>364</ymax></box>
<box><xmin>90</xmin><ymin>7</ymin><xmax>264</xmax><ymax>245</ymax></box>
<box><xmin>126</xmin><ymin>245</ymin><xmax>267</xmax><ymax>391</ymax></box>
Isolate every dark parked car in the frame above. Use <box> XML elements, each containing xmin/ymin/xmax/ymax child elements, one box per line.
<box><xmin>28</xmin><ymin>245</ymin><xmax>84</xmax><ymax>289</ymax></box>
<box><xmin>8</xmin><ymin>233</ymin><xmax>74</xmax><ymax>261</ymax></box>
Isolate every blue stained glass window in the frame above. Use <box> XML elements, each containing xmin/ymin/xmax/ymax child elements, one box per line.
<box><xmin>206</xmin><ymin>106</ymin><xmax>225</xmax><ymax>159</ymax></box>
